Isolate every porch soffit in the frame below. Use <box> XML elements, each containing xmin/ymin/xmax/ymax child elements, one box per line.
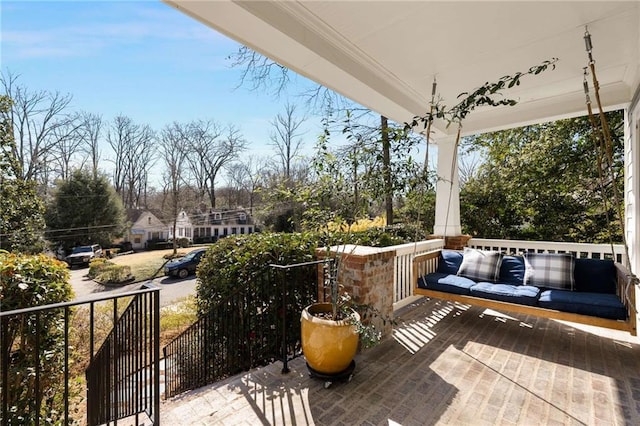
<box><xmin>164</xmin><ymin>1</ymin><xmax>640</xmax><ymax>138</ymax></box>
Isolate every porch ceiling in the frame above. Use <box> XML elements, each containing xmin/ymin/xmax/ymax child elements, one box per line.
<box><xmin>164</xmin><ymin>1</ymin><xmax>640</xmax><ymax>138</ymax></box>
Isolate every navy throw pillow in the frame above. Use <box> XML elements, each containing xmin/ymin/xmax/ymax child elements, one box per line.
<box><xmin>573</xmin><ymin>258</ymin><xmax>616</xmax><ymax>294</ymax></box>
<box><xmin>499</xmin><ymin>255</ymin><xmax>525</xmax><ymax>285</ymax></box>
<box><xmin>437</xmin><ymin>250</ymin><xmax>464</xmax><ymax>275</ymax></box>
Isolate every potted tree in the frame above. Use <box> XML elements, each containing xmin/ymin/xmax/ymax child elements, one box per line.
<box><xmin>300</xmin><ymin>250</ymin><xmax>382</xmax><ymax>387</ymax></box>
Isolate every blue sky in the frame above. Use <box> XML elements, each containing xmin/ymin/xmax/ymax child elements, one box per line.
<box><xmin>1</xmin><ymin>0</ymin><xmax>324</xmax><ymax>156</ymax></box>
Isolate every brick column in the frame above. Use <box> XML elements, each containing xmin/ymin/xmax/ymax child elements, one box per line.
<box><xmin>317</xmin><ymin>245</ymin><xmax>395</xmax><ymax>339</ymax></box>
<box><xmin>428</xmin><ymin>234</ymin><xmax>472</xmax><ymax>250</ymax></box>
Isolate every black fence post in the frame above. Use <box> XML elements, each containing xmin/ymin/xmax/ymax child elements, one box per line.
<box><xmin>281</xmin><ymin>266</ymin><xmax>289</xmax><ymax>374</ymax></box>
<box><xmin>1</xmin><ymin>317</ymin><xmax>8</xmax><ymax>426</ymax></box>
<box><xmin>153</xmin><ymin>288</ymin><xmax>161</xmax><ymax>425</ymax></box>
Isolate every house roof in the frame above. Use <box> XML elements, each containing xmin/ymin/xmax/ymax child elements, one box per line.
<box><xmin>126</xmin><ymin>209</ymin><xmax>146</xmax><ymax>224</ymax></box>
<box><xmin>126</xmin><ymin>209</ymin><xmax>167</xmax><ymax>227</ymax></box>
<box><xmin>164</xmin><ymin>1</ymin><xmax>639</xmax><ymax>138</ymax></box>
<box><xmin>189</xmin><ymin>208</ymin><xmax>250</xmax><ymax>226</ymax></box>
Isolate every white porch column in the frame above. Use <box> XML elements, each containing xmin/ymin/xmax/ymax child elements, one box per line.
<box><xmin>433</xmin><ymin>136</ymin><xmax>462</xmax><ymax>236</ymax></box>
<box><xmin>624</xmin><ymin>106</ymin><xmax>638</xmax><ymax>275</ymax></box>
<box><xmin>626</xmin><ymin>94</ymin><xmax>640</xmax><ymax>334</ymax></box>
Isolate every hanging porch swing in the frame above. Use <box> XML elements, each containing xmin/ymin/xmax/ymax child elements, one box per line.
<box><xmin>410</xmin><ymin>27</ymin><xmax>638</xmax><ymax>336</ymax></box>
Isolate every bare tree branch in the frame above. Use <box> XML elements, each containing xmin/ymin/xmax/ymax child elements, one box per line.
<box><xmin>226</xmin><ymin>155</ymin><xmax>267</xmax><ymax>215</ymax></box>
<box><xmin>229</xmin><ymin>46</ymin><xmax>290</xmax><ymax>98</ymax></box>
<box><xmin>270</xmin><ymin>102</ymin><xmax>306</xmax><ymax>181</ymax></box>
<box><xmin>184</xmin><ymin>120</ymin><xmax>247</xmax><ymax>208</ymax></box>
<box><xmin>79</xmin><ymin>112</ymin><xmax>103</xmax><ymax>179</ymax></box>
<box><xmin>106</xmin><ymin>115</ymin><xmax>156</xmax><ymax>208</ymax></box>
<box><xmin>1</xmin><ymin>71</ymin><xmax>75</xmax><ymax>183</ymax></box>
<box><xmin>160</xmin><ymin>121</ymin><xmax>189</xmax><ymax>253</ymax></box>
<box><xmin>48</xmin><ymin>114</ymin><xmax>84</xmax><ymax>182</ymax></box>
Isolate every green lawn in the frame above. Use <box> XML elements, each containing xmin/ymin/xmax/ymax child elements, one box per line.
<box><xmin>99</xmin><ymin>249</ymin><xmax>190</xmax><ymax>283</ymax></box>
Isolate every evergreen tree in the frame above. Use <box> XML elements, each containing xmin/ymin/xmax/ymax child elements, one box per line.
<box><xmin>0</xmin><ymin>95</ymin><xmax>46</xmax><ymax>253</ymax></box>
<box><xmin>46</xmin><ymin>169</ymin><xmax>126</xmax><ymax>251</ymax></box>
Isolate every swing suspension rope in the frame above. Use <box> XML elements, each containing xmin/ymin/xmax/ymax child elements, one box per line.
<box><xmin>411</xmin><ymin>76</ymin><xmax>457</xmax><ymax>257</ymax></box>
<box><xmin>413</xmin><ymin>78</ymin><xmax>438</xmax><ymax>255</ymax></box>
<box><xmin>422</xmin><ymin>76</ymin><xmax>461</xmax><ymax>243</ymax></box>
<box><xmin>583</xmin><ymin>67</ymin><xmax>616</xmax><ymax>257</ymax></box>
<box><xmin>582</xmin><ymin>28</ymin><xmax>639</xmax><ymax>300</ymax></box>
<box><xmin>582</xmin><ymin>28</ymin><xmax>632</xmax><ymax>268</ymax></box>
<box><xmin>423</xmin><ymin>77</ymin><xmax>438</xmax><ymax>174</ymax></box>
<box><xmin>444</xmin><ymin>125</ymin><xmax>461</xmax><ymax>241</ymax></box>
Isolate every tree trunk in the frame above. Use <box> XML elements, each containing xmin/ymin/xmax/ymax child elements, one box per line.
<box><xmin>381</xmin><ymin>115</ymin><xmax>393</xmax><ymax>225</ymax></box>
<box><xmin>209</xmin><ymin>186</ymin><xmax>216</xmax><ymax>209</ymax></box>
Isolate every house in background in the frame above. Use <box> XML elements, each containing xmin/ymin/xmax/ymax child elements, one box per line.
<box><xmin>169</xmin><ymin>210</ymin><xmax>193</xmax><ymax>242</ymax></box>
<box><xmin>170</xmin><ymin>208</ymin><xmax>255</xmax><ymax>243</ymax></box>
<box><xmin>124</xmin><ymin>209</ymin><xmax>170</xmax><ymax>250</ymax></box>
<box><xmin>122</xmin><ymin>208</ymin><xmax>255</xmax><ymax>250</ymax></box>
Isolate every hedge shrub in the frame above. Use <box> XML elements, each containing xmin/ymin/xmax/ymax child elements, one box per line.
<box><xmin>176</xmin><ymin>238</ymin><xmax>190</xmax><ymax>248</ymax></box>
<box><xmin>197</xmin><ymin>232</ymin><xmax>318</xmax><ymax>314</ymax></box>
<box><xmin>88</xmin><ymin>258</ymin><xmax>133</xmax><ymax>284</ymax></box>
<box><xmin>96</xmin><ymin>264</ymin><xmax>133</xmax><ymax>284</ymax></box>
<box><xmin>88</xmin><ymin>257</ymin><xmax>109</xmax><ymax>278</ymax></box>
<box><xmin>0</xmin><ymin>252</ymin><xmax>73</xmax><ymax>424</ymax></box>
<box><xmin>196</xmin><ymin>226</ymin><xmax>422</xmax><ymax>313</ymax></box>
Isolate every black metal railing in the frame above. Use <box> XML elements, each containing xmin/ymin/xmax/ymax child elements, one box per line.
<box><xmin>163</xmin><ymin>260</ymin><xmax>324</xmax><ymax>398</ymax></box>
<box><xmin>85</xmin><ymin>284</ymin><xmax>161</xmax><ymax>425</ymax></box>
<box><xmin>0</xmin><ymin>284</ymin><xmax>160</xmax><ymax>426</ymax></box>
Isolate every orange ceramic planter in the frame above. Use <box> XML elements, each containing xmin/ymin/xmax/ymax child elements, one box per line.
<box><xmin>300</xmin><ymin>303</ymin><xmax>359</xmax><ymax>374</ymax></box>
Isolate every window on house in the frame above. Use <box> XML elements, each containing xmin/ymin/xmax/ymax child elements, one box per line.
<box><xmin>186</xmin><ymin>228</ymin><xmax>192</xmax><ymax>238</ymax></box>
<box><xmin>148</xmin><ymin>217</ymin><xmax>152</xmax><ymax>225</ymax></box>
<box><xmin>134</xmin><ymin>237</ymin><xmax>141</xmax><ymax>244</ymax></box>
<box><xmin>223</xmin><ymin>228</ymin><xmax>228</xmax><ymax>236</ymax></box>
<box><xmin>214</xmin><ymin>228</ymin><xmax>219</xmax><ymax>237</ymax></box>
<box><xmin>178</xmin><ymin>227</ymin><xmax>183</xmax><ymax>237</ymax></box>
<box><xmin>231</xmin><ymin>227</ymin><xmax>237</xmax><ymax>235</ymax></box>
<box><xmin>240</xmin><ymin>227</ymin><xmax>245</xmax><ymax>234</ymax></box>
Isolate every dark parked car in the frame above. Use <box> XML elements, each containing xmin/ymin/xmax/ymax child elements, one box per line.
<box><xmin>164</xmin><ymin>248</ymin><xmax>207</xmax><ymax>279</ymax></box>
<box><xmin>65</xmin><ymin>244</ymin><xmax>103</xmax><ymax>268</ymax></box>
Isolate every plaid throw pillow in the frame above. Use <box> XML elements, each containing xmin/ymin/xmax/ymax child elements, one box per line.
<box><xmin>457</xmin><ymin>248</ymin><xmax>503</xmax><ymax>282</ymax></box>
<box><xmin>523</xmin><ymin>253</ymin><xmax>575</xmax><ymax>290</ymax></box>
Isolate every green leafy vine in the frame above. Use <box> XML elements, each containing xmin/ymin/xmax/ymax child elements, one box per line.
<box><xmin>406</xmin><ymin>58</ymin><xmax>559</xmax><ymax>131</ymax></box>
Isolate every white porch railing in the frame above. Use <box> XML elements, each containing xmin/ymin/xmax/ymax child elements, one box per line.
<box><xmin>468</xmin><ymin>238</ymin><xmax>627</xmax><ymax>267</ymax></box>
<box><xmin>392</xmin><ymin>239</ymin><xmax>445</xmax><ymax>310</ymax></box>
